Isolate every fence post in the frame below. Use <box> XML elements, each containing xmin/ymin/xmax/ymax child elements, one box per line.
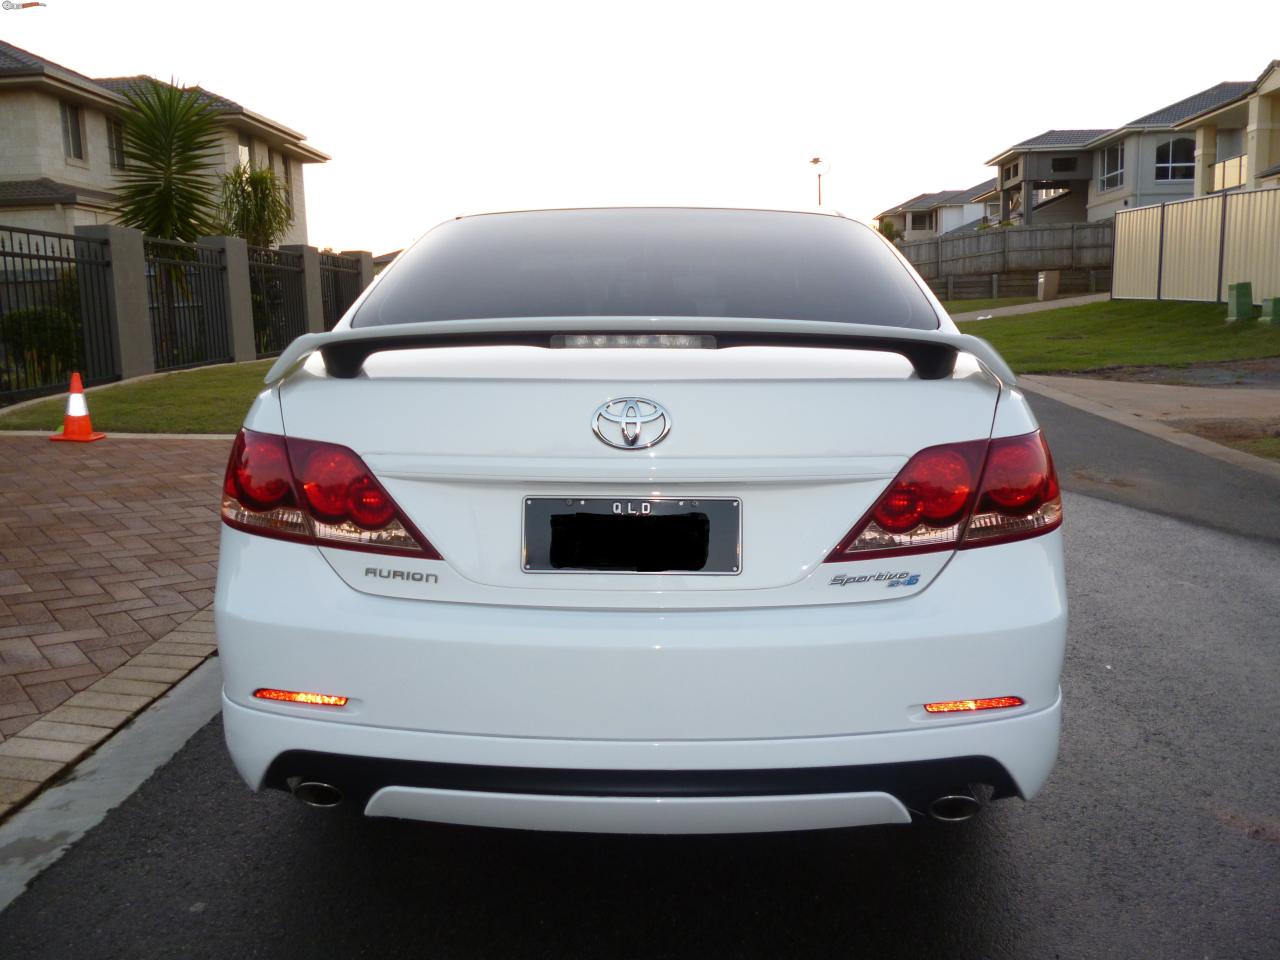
<box><xmin>1071</xmin><ymin>223</ymin><xmax>1078</xmax><ymax>269</ymax></box>
<box><xmin>282</xmin><ymin>244</ymin><xmax>325</xmax><ymax>334</ymax></box>
<box><xmin>340</xmin><ymin>251</ymin><xmax>375</xmax><ymax>294</ymax></box>
<box><xmin>946</xmin><ymin>275</ymin><xmax>954</xmax><ymax>300</ymax></box>
<box><xmin>1215</xmin><ymin>193</ymin><xmax>1229</xmax><ymax>304</ymax></box>
<box><xmin>1155</xmin><ymin>203</ymin><xmax>1166</xmax><ymax>301</ymax></box>
<box><xmin>199</xmin><ymin>236</ymin><xmax>256</xmax><ymax>363</ymax></box>
<box><xmin>74</xmin><ymin>224</ymin><xmax>155</xmax><ymax>380</ymax></box>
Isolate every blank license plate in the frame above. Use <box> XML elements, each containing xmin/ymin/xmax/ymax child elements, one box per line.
<box><xmin>523</xmin><ymin>498</ymin><xmax>741</xmax><ymax>574</ymax></box>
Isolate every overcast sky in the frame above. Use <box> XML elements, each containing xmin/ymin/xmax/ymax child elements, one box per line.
<box><xmin>5</xmin><ymin>1</ymin><xmax>1277</xmax><ymax>254</ymax></box>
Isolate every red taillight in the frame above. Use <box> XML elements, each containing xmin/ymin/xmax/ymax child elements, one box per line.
<box><xmin>221</xmin><ymin>429</ymin><xmax>442</xmax><ymax>559</ymax></box>
<box><xmin>229</xmin><ymin>431</ymin><xmax>292</xmax><ymax>510</ymax></box>
<box><xmin>826</xmin><ymin>439</ymin><xmax>987</xmax><ymax>561</ymax></box>
<box><xmin>963</xmin><ymin>432</ymin><xmax>1062</xmax><ymax>548</ymax></box>
<box><xmin>825</xmin><ymin>430</ymin><xmax>1061</xmax><ymax>562</ymax></box>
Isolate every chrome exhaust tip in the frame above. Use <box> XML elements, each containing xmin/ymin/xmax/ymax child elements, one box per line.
<box><xmin>292</xmin><ymin>781</ymin><xmax>343</xmax><ymax>808</ymax></box>
<box><xmin>928</xmin><ymin>791</ymin><xmax>981</xmax><ymax>823</ymax></box>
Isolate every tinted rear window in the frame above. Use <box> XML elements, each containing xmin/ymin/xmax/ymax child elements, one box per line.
<box><xmin>353</xmin><ymin>208</ymin><xmax>938</xmax><ymax>330</ymax></box>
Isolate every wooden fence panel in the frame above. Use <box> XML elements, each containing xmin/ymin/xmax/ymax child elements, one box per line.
<box><xmin>899</xmin><ymin>222</ymin><xmax>1113</xmax><ymax>278</ymax></box>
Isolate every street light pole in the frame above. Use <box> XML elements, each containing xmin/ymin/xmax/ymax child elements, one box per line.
<box><xmin>808</xmin><ymin>157</ymin><xmax>829</xmax><ymax>207</ymax></box>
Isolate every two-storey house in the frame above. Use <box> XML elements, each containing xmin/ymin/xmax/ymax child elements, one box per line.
<box><xmin>1083</xmin><ymin>80</ymin><xmax>1253</xmax><ymax>221</ymax></box>
<box><xmin>1174</xmin><ymin>60</ymin><xmax>1280</xmax><ymax>196</ymax></box>
<box><xmin>0</xmin><ymin>41</ymin><xmax>327</xmax><ymax>241</ymax></box>
<box><xmin>985</xmin><ymin>131</ymin><xmax>1108</xmax><ymax>226</ymax></box>
<box><xmin>874</xmin><ymin>179</ymin><xmax>996</xmax><ymax>241</ymax></box>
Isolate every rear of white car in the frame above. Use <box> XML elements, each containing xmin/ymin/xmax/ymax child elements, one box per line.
<box><xmin>215</xmin><ymin>207</ymin><xmax>1066</xmax><ymax>833</ymax></box>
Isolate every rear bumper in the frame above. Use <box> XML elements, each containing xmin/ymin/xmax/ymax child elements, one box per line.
<box><xmin>223</xmin><ymin>691</ymin><xmax>1060</xmax><ymax>832</ymax></box>
<box><xmin>217</xmin><ymin>521</ymin><xmax>1066</xmax><ymax>832</ymax></box>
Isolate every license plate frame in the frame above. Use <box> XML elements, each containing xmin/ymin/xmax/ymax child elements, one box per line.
<box><xmin>522</xmin><ymin>497</ymin><xmax>742</xmax><ymax>575</ymax></box>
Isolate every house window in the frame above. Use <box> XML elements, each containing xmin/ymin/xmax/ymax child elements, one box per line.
<box><xmin>1050</xmin><ymin>156</ymin><xmax>1077</xmax><ymax>173</ymax></box>
<box><xmin>910</xmin><ymin>212</ymin><xmax>933</xmax><ymax>231</ymax></box>
<box><xmin>60</xmin><ymin>102</ymin><xmax>84</xmax><ymax>160</ymax></box>
<box><xmin>107</xmin><ymin>117</ymin><xmax>126</xmax><ymax>170</ymax></box>
<box><xmin>1154</xmin><ymin>137</ymin><xmax>1195</xmax><ymax>181</ymax></box>
<box><xmin>1099</xmin><ymin>145</ymin><xmax>1124</xmax><ymax>191</ymax></box>
<box><xmin>238</xmin><ymin>133</ymin><xmax>253</xmax><ymax>167</ymax></box>
<box><xmin>1003</xmin><ymin>161</ymin><xmax>1020</xmax><ymax>183</ymax></box>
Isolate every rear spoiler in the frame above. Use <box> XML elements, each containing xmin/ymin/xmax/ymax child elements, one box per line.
<box><xmin>263</xmin><ymin>317</ymin><xmax>1015</xmax><ymax>386</ymax></box>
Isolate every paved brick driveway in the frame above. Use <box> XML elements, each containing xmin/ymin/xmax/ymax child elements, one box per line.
<box><xmin>0</xmin><ymin>435</ymin><xmax>229</xmax><ymax>741</ymax></box>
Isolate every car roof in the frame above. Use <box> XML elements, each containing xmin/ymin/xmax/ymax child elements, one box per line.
<box><xmin>452</xmin><ymin>205</ymin><xmax>851</xmax><ymax>222</ymax></box>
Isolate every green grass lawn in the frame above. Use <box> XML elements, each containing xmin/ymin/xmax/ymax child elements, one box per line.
<box><xmin>968</xmin><ymin>299</ymin><xmax>1280</xmax><ymax>373</ymax></box>
<box><xmin>938</xmin><ymin>296</ymin><xmax>1037</xmax><ymax>314</ymax></box>
<box><xmin>1234</xmin><ymin>436</ymin><xmax>1280</xmax><ymax>461</ymax></box>
<box><xmin>0</xmin><ymin>360</ymin><xmax>272</xmax><ymax>434</ymax></box>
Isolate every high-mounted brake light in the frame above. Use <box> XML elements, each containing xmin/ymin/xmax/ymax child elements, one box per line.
<box><xmin>825</xmin><ymin>430</ymin><xmax>1061</xmax><ymax>562</ymax></box>
<box><xmin>254</xmin><ymin>688</ymin><xmax>349</xmax><ymax>707</ymax></box>
<box><xmin>222</xmin><ymin>429</ymin><xmax>442</xmax><ymax>558</ymax></box>
<box><xmin>924</xmin><ymin>696</ymin><xmax>1024</xmax><ymax>714</ymax></box>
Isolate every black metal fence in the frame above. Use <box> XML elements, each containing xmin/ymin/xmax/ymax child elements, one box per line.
<box><xmin>0</xmin><ymin>226</ymin><xmax>118</xmax><ymax>407</ymax></box>
<box><xmin>320</xmin><ymin>252</ymin><xmax>361</xmax><ymax>330</ymax></box>
<box><xmin>248</xmin><ymin>246</ymin><xmax>307</xmax><ymax>357</ymax></box>
<box><xmin>144</xmin><ymin>238</ymin><xmax>233</xmax><ymax>371</ymax></box>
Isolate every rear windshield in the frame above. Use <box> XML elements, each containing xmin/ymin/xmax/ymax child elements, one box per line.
<box><xmin>352</xmin><ymin>208</ymin><xmax>938</xmax><ymax>330</ymax></box>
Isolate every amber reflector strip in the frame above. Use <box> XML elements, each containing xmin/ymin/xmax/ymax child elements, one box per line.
<box><xmin>254</xmin><ymin>688</ymin><xmax>349</xmax><ymax>707</ymax></box>
<box><xmin>924</xmin><ymin>696</ymin><xmax>1024</xmax><ymax>714</ymax></box>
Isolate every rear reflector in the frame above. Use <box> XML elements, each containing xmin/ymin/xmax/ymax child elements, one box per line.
<box><xmin>254</xmin><ymin>688</ymin><xmax>349</xmax><ymax>707</ymax></box>
<box><xmin>222</xmin><ymin>429</ymin><xmax>442</xmax><ymax>558</ymax></box>
<box><xmin>924</xmin><ymin>696</ymin><xmax>1024</xmax><ymax>714</ymax></box>
<box><xmin>825</xmin><ymin>430</ymin><xmax>1062</xmax><ymax>562</ymax></box>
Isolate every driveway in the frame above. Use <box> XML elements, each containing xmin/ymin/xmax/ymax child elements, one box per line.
<box><xmin>0</xmin><ymin>436</ymin><xmax>227</xmax><ymax>815</ymax></box>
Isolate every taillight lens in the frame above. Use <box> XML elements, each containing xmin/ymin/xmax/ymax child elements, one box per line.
<box><xmin>221</xmin><ymin>429</ymin><xmax>441</xmax><ymax>559</ymax></box>
<box><xmin>222</xmin><ymin>431</ymin><xmax>310</xmax><ymax>543</ymax></box>
<box><xmin>962</xmin><ymin>431</ymin><xmax>1062</xmax><ymax>547</ymax></box>
<box><xmin>825</xmin><ymin>440</ymin><xmax>987</xmax><ymax>561</ymax></box>
<box><xmin>825</xmin><ymin>430</ymin><xmax>1061</xmax><ymax>562</ymax></box>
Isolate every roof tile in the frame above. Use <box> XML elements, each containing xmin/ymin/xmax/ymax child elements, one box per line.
<box><xmin>1125</xmin><ymin>81</ymin><xmax>1253</xmax><ymax>127</ymax></box>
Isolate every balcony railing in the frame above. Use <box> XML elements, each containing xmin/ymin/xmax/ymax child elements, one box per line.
<box><xmin>1212</xmin><ymin>154</ymin><xmax>1248</xmax><ymax>192</ymax></box>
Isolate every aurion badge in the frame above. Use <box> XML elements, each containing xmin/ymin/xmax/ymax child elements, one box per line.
<box><xmin>591</xmin><ymin>397</ymin><xmax>671</xmax><ymax>450</ymax></box>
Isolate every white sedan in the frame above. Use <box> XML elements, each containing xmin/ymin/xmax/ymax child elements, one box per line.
<box><xmin>215</xmin><ymin>207</ymin><xmax>1066</xmax><ymax>833</ymax></box>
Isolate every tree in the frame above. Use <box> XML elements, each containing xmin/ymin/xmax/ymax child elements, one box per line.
<box><xmin>878</xmin><ymin>219</ymin><xmax>902</xmax><ymax>243</ymax></box>
<box><xmin>217</xmin><ymin>163</ymin><xmax>293</xmax><ymax>248</ymax></box>
<box><xmin>114</xmin><ymin>79</ymin><xmax>223</xmax><ymax>241</ymax></box>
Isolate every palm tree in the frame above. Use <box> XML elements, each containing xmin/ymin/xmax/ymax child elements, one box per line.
<box><xmin>114</xmin><ymin>79</ymin><xmax>222</xmax><ymax>241</ymax></box>
<box><xmin>217</xmin><ymin>163</ymin><xmax>293</xmax><ymax>248</ymax></box>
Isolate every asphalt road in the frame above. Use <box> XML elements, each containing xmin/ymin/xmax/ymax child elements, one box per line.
<box><xmin>1</xmin><ymin>399</ymin><xmax>1278</xmax><ymax>959</ymax></box>
<box><xmin>1027</xmin><ymin>390</ymin><xmax>1280</xmax><ymax>545</ymax></box>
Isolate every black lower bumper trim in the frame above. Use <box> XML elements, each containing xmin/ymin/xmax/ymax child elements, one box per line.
<box><xmin>263</xmin><ymin>752</ymin><xmax>1018</xmax><ymax>812</ymax></box>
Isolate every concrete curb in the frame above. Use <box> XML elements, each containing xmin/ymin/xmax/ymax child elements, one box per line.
<box><xmin>952</xmin><ymin>292</ymin><xmax>1111</xmax><ymax>323</ymax></box>
<box><xmin>1020</xmin><ymin>378</ymin><xmax>1280</xmax><ymax>482</ymax></box>
<box><xmin>0</xmin><ymin>430</ymin><xmax>236</xmax><ymax>441</ymax></box>
<box><xmin>0</xmin><ymin>658</ymin><xmax>222</xmax><ymax>912</ymax></box>
<box><xmin>0</xmin><ymin>607</ymin><xmax>218</xmax><ymax>826</ymax></box>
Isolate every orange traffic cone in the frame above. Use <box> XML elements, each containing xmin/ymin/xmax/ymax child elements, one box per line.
<box><xmin>49</xmin><ymin>372</ymin><xmax>105</xmax><ymax>443</ymax></box>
